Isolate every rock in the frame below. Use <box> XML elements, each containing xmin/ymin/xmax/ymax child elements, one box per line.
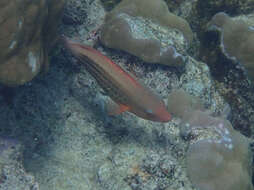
<box><xmin>0</xmin><ymin>0</ymin><xmax>65</xmax><ymax>86</ymax></box>
<box><xmin>61</xmin><ymin>0</ymin><xmax>105</xmax><ymax>45</ymax></box>
<box><xmin>62</xmin><ymin>0</ymin><xmax>87</xmax><ymax>25</ymax></box>
<box><xmin>0</xmin><ymin>137</ymin><xmax>39</xmax><ymax>190</ymax></box>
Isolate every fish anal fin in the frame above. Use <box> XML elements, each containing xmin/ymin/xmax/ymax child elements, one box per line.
<box><xmin>106</xmin><ymin>100</ymin><xmax>130</xmax><ymax>115</ymax></box>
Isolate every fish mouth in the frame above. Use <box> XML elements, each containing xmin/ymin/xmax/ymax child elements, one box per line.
<box><xmin>148</xmin><ymin>111</ymin><xmax>171</xmax><ymax>122</ymax></box>
<box><xmin>155</xmin><ymin>108</ymin><xmax>171</xmax><ymax>122</ymax></box>
<box><xmin>158</xmin><ymin>113</ymin><xmax>171</xmax><ymax>122</ymax></box>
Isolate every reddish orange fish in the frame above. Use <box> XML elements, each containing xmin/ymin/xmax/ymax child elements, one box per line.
<box><xmin>63</xmin><ymin>37</ymin><xmax>171</xmax><ymax>122</ymax></box>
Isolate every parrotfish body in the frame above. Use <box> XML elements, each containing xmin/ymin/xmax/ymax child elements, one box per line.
<box><xmin>63</xmin><ymin>37</ymin><xmax>171</xmax><ymax>122</ymax></box>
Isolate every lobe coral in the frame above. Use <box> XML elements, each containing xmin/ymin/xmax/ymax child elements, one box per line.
<box><xmin>0</xmin><ymin>0</ymin><xmax>64</xmax><ymax>86</ymax></box>
<box><xmin>167</xmin><ymin>89</ymin><xmax>253</xmax><ymax>190</ymax></box>
<box><xmin>100</xmin><ymin>0</ymin><xmax>193</xmax><ymax>67</ymax></box>
<box><xmin>207</xmin><ymin>12</ymin><xmax>254</xmax><ymax>81</ymax></box>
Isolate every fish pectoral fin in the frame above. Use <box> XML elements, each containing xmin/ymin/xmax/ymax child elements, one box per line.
<box><xmin>106</xmin><ymin>100</ymin><xmax>130</xmax><ymax>115</ymax></box>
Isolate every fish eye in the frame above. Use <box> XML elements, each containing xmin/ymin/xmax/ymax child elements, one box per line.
<box><xmin>145</xmin><ymin>109</ymin><xmax>153</xmax><ymax>114</ymax></box>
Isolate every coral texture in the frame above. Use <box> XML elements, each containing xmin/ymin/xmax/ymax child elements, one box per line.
<box><xmin>100</xmin><ymin>0</ymin><xmax>193</xmax><ymax>66</ymax></box>
<box><xmin>0</xmin><ymin>0</ymin><xmax>65</xmax><ymax>86</ymax></box>
<box><xmin>207</xmin><ymin>12</ymin><xmax>254</xmax><ymax>80</ymax></box>
<box><xmin>167</xmin><ymin>89</ymin><xmax>206</xmax><ymax>118</ymax></box>
<box><xmin>185</xmin><ymin>111</ymin><xmax>253</xmax><ymax>190</ymax></box>
<box><xmin>167</xmin><ymin>90</ymin><xmax>253</xmax><ymax>190</ymax></box>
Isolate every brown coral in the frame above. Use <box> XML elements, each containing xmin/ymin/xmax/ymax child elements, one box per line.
<box><xmin>100</xmin><ymin>0</ymin><xmax>193</xmax><ymax>67</ymax></box>
<box><xmin>0</xmin><ymin>0</ymin><xmax>65</xmax><ymax>86</ymax></box>
<box><xmin>207</xmin><ymin>12</ymin><xmax>254</xmax><ymax>81</ymax></box>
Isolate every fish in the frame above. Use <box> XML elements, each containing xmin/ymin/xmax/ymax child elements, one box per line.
<box><xmin>63</xmin><ymin>37</ymin><xmax>171</xmax><ymax>122</ymax></box>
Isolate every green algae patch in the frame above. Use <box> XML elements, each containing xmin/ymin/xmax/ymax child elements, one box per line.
<box><xmin>100</xmin><ymin>0</ymin><xmax>193</xmax><ymax>67</ymax></box>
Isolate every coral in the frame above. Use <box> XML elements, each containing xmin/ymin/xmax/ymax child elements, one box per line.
<box><xmin>167</xmin><ymin>90</ymin><xmax>253</xmax><ymax>190</ymax></box>
<box><xmin>100</xmin><ymin>0</ymin><xmax>193</xmax><ymax>66</ymax></box>
<box><xmin>0</xmin><ymin>0</ymin><xmax>65</xmax><ymax>86</ymax></box>
<box><xmin>207</xmin><ymin>12</ymin><xmax>254</xmax><ymax>80</ymax></box>
<box><xmin>196</xmin><ymin>0</ymin><xmax>254</xmax><ymax>18</ymax></box>
<box><xmin>184</xmin><ymin>111</ymin><xmax>253</xmax><ymax>190</ymax></box>
<box><xmin>167</xmin><ymin>89</ymin><xmax>206</xmax><ymax>118</ymax></box>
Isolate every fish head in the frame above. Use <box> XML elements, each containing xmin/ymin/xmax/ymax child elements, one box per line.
<box><xmin>129</xmin><ymin>86</ymin><xmax>172</xmax><ymax>122</ymax></box>
<box><xmin>141</xmin><ymin>102</ymin><xmax>171</xmax><ymax>122</ymax></box>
